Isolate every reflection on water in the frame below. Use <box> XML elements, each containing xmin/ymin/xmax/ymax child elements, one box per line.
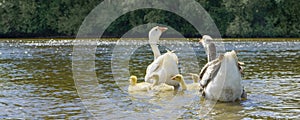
<box><xmin>0</xmin><ymin>39</ymin><xmax>299</xmax><ymax>119</ymax></box>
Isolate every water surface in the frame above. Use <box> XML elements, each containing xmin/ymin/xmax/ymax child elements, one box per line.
<box><xmin>0</xmin><ymin>39</ymin><xmax>299</xmax><ymax>119</ymax></box>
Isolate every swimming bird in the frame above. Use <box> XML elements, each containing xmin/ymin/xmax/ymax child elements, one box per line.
<box><xmin>128</xmin><ymin>75</ymin><xmax>152</xmax><ymax>92</ymax></box>
<box><xmin>199</xmin><ymin>35</ymin><xmax>247</xmax><ymax>102</ymax></box>
<box><xmin>188</xmin><ymin>73</ymin><xmax>200</xmax><ymax>83</ymax></box>
<box><xmin>171</xmin><ymin>74</ymin><xmax>201</xmax><ymax>91</ymax></box>
<box><xmin>144</xmin><ymin>26</ymin><xmax>179</xmax><ymax>86</ymax></box>
<box><xmin>149</xmin><ymin>74</ymin><xmax>174</xmax><ymax>92</ymax></box>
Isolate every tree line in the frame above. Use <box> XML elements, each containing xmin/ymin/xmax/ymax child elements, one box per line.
<box><xmin>0</xmin><ymin>0</ymin><xmax>299</xmax><ymax>38</ymax></box>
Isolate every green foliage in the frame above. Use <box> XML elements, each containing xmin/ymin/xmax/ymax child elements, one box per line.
<box><xmin>0</xmin><ymin>0</ymin><xmax>299</xmax><ymax>38</ymax></box>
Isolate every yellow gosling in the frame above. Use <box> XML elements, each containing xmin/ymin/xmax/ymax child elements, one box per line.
<box><xmin>149</xmin><ymin>74</ymin><xmax>174</xmax><ymax>92</ymax></box>
<box><xmin>188</xmin><ymin>73</ymin><xmax>200</xmax><ymax>83</ymax></box>
<box><xmin>128</xmin><ymin>75</ymin><xmax>152</xmax><ymax>92</ymax></box>
<box><xmin>171</xmin><ymin>74</ymin><xmax>201</xmax><ymax>91</ymax></box>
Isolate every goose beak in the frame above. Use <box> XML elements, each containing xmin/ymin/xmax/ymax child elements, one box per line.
<box><xmin>238</xmin><ymin>61</ymin><xmax>245</xmax><ymax>65</ymax></box>
<box><xmin>231</xmin><ymin>50</ymin><xmax>236</xmax><ymax>54</ymax></box>
<box><xmin>158</xmin><ymin>26</ymin><xmax>168</xmax><ymax>32</ymax></box>
<box><xmin>199</xmin><ymin>38</ymin><xmax>203</xmax><ymax>43</ymax></box>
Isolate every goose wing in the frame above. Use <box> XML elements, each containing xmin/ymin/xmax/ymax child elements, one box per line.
<box><xmin>199</xmin><ymin>57</ymin><xmax>220</xmax><ymax>79</ymax></box>
<box><xmin>199</xmin><ymin>61</ymin><xmax>221</xmax><ymax>88</ymax></box>
<box><xmin>199</xmin><ymin>56</ymin><xmax>222</xmax><ymax>88</ymax></box>
<box><xmin>145</xmin><ymin>54</ymin><xmax>165</xmax><ymax>82</ymax></box>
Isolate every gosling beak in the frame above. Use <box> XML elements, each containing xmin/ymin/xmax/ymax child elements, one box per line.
<box><xmin>158</xmin><ymin>26</ymin><xmax>168</xmax><ymax>32</ymax></box>
<box><xmin>171</xmin><ymin>76</ymin><xmax>176</xmax><ymax>80</ymax></box>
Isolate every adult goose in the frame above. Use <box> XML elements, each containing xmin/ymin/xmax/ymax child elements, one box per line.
<box><xmin>144</xmin><ymin>26</ymin><xmax>179</xmax><ymax>86</ymax></box>
<box><xmin>199</xmin><ymin>35</ymin><xmax>247</xmax><ymax>102</ymax></box>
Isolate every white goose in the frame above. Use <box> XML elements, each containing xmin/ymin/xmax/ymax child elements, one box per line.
<box><xmin>144</xmin><ymin>26</ymin><xmax>179</xmax><ymax>86</ymax></box>
<box><xmin>199</xmin><ymin>35</ymin><xmax>247</xmax><ymax>102</ymax></box>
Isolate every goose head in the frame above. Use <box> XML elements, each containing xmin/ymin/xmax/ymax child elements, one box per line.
<box><xmin>199</xmin><ymin>35</ymin><xmax>213</xmax><ymax>46</ymax></box>
<box><xmin>129</xmin><ymin>75</ymin><xmax>138</xmax><ymax>85</ymax></box>
<box><xmin>149</xmin><ymin>26</ymin><xmax>168</xmax><ymax>44</ymax></box>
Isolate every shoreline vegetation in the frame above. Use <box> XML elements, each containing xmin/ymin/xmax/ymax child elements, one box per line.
<box><xmin>0</xmin><ymin>1</ymin><xmax>299</xmax><ymax>38</ymax></box>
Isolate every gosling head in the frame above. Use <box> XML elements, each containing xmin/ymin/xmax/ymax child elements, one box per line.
<box><xmin>188</xmin><ymin>73</ymin><xmax>199</xmax><ymax>83</ymax></box>
<box><xmin>129</xmin><ymin>75</ymin><xmax>137</xmax><ymax>85</ymax></box>
<box><xmin>149</xmin><ymin>26</ymin><xmax>168</xmax><ymax>44</ymax></box>
<box><xmin>171</xmin><ymin>74</ymin><xmax>184</xmax><ymax>82</ymax></box>
<box><xmin>149</xmin><ymin>73</ymin><xmax>160</xmax><ymax>85</ymax></box>
<box><xmin>171</xmin><ymin>74</ymin><xmax>187</xmax><ymax>90</ymax></box>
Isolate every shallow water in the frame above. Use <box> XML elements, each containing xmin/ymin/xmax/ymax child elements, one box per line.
<box><xmin>0</xmin><ymin>39</ymin><xmax>299</xmax><ymax>119</ymax></box>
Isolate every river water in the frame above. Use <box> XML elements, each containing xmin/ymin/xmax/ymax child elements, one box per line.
<box><xmin>0</xmin><ymin>39</ymin><xmax>299</xmax><ymax>119</ymax></box>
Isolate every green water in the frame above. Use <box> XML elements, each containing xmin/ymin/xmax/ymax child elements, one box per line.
<box><xmin>0</xmin><ymin>39</ymin><xmax>299</xmax><ymax>119</ymax></box>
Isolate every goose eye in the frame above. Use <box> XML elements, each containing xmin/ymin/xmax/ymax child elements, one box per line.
<box><xmin>155</xmin><ymin>29</ymin><xmax>158</xmax><ymax>31</ymax></box>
